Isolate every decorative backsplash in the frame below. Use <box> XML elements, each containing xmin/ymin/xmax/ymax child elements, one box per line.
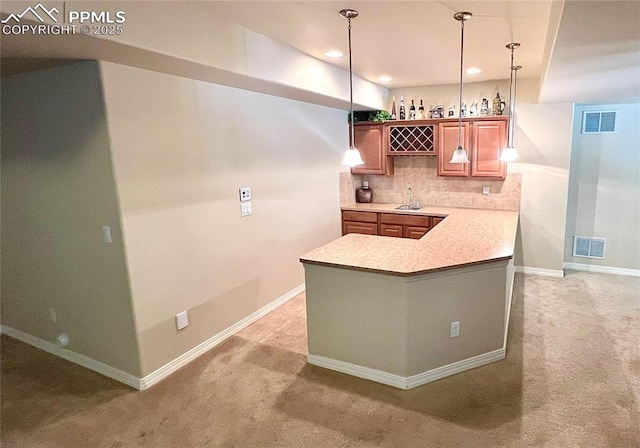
<box><xmin>340</xmin><ymin>157</ymin><xmax>521</xmax><ymax>211</ymax></box>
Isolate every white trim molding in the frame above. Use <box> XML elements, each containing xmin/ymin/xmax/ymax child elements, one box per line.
<box><xmin>307</xmin><ymin>348</ymin><xmax>506</xmax><ymax>390</ymax></box>
<box><xmin>514</xmin><ymin>266</ymin><xmax>564</xmax><ymax>278</ymax></box>
<box><xmin>0</xmin><ymin>325</ymin><xmax>142</xmax><ymax>389</ymax></box>
<box><xmin>140</xmin><ymin>283</ymin><xmax>305</xmax><ymax>389</ymax></box>
<box><xmin>1</xmin><ymin>283</ymin><xmax>305</xmax><ymax>390</ymax></box>
<box><xmin>563</xmin><ymin>262</ymin><xmax>640</xmax><ymax>278</ymax></box>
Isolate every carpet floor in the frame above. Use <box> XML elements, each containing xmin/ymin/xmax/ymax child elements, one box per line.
<box><xmin>1</xmin><ymin>271</ymin><xmax>639</xmax><ymax>447</ymax></box>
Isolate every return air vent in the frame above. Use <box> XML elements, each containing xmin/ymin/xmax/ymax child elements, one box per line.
<box><xmin>573</xmin><ymin>236</ymin><xmax>607</xmax><ymax>259</ymax></box>
<box><xmin>582</xmin><ymin>111</ymin><xmax>617</xmax><ymax>134</ymax></box>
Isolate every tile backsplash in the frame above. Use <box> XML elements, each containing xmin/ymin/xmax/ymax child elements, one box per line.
<box><xmin>341</xmin><ymin>157</ymin><xmax>521</xmax><ymax>211</ymax></box>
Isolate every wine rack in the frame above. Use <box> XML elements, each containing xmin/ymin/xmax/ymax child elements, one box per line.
<box><xmin>388</xmin><ymin>124</ymin><xmax>435</xmax><ymax>154</ymax></box>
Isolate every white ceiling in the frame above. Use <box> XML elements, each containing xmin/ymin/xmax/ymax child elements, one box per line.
<box><xmin>1</xmin><ymin>1</ymin><xmax>638</xmax><ymax>104</ymax></box>
<box><xmin>207</xmin><ymin>1</ymin><xmax>553</xmax><ymax>88</ymax></box>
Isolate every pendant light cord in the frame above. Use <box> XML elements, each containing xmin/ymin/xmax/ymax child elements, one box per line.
<box><xmin>508</xmin><ymin>47</ymin><xmax>516</xmax><ymax>147</ymax></box>
<box><xmin>348</xmin><ymin>17</ymin><xmax>355</xmax><ymax>149</ymax></box>
<box><xmin>458</xmin><ymin>18</ymin><xmax>465</xmax><ymax>148</ymax></box>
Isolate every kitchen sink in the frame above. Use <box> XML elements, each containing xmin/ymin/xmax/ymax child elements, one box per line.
<box><xmin>395</xmin><ymin>205</ymin><xmax>422</xmax><ymax>210</ymax></box>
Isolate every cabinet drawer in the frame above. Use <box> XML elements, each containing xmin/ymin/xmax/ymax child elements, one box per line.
<box><xmin>404</xmin><ymin>226</ymin><xmax>428</xmax><ymax>239</ymax></box>
<box><xmin>379</xmin><ymin>224</ymin><xmax>403</xmax><ymax>238</ymax></box>
<box><xmin>380</xmin><ymin>213</ymin><xmax>430</xmax><ymax>227</ymax></box>
<box><xmin>342</xmin><ymin>210</ymin><xmax>378</xmax><ymax>223</ymax></box>
<box><xmin>432</xmin><ymin>217</ymin><xmax>444</xmax><ymax>227</ymax></box>
<box><xmin>343</xmin><ymin>221</ymin><xmax>378</xmax><ymax>235</ymax></box>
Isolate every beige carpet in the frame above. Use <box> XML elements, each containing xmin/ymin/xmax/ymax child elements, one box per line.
<box><xmin>1</xmin><ymin>271</ymin><xmax>639</xmax><ymax>447</ymax></box>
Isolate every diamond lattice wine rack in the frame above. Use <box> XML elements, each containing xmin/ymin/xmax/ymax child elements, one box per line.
<box><xmin>388</xmin><ymin>124</ymin><xmax>436</xmax><ymax>154</ymax></box>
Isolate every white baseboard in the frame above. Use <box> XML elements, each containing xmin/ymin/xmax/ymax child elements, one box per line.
<box><xmin>1</xmin><ymin>283</ymin><xmax>305</xmax><ymax>390</ymax></box>
<box><xmin>307</xmin><ymin>348</ymin><xmax>506</xmax><ymax>390</ymax></box>
<box><xmin>514</xmin><ymin>266</ymin><xmax>564</xmax><ymax>278</ymax></box>
<box><xmin>0</xmin><ymin>325</ymin><xmax>142</xmax><ymax>389</ymax></box>
<box><xmin>140</xmin><ymin>283</ymin><xmax>305</xmax><ymax>389</ymax></box>
<box><xmin>563</xmin><ymin>262</ymin><xmax>640</xmax><ymax>278</ymax></box>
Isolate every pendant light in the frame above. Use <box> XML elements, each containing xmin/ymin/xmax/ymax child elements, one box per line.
<box><xmin>340</xmin><ymin>9</ymin><xmax>364</xmax><ymax>167</ymax></box>
<box><xmin>501</xmin><ymin>43</ymin><xmax>522</xmax><ymax>162</ymax></box>
<box><xmin>449</xmin><ymin>11</ymin><xmax>472</xmax><ymax>164</ymax></box>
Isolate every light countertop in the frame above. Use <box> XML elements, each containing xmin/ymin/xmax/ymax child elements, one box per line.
<box><xmin>300</xmin><ymin>204</ymin><xmax>519</xmax><ymax>277</ymax></box>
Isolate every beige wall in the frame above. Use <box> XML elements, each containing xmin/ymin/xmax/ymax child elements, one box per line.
<box><xmin>99</xmin><ymin>62</ymin><xmax>345</xmax><ymax>375</ymax></box>
<box><xmin>391</xmin><ymin>79</ymin><xmax>574</xmax><ymax>271</ymax></box>
<box><xmin>305</xmin><ymin>261</ymin><xmax>508</xmax><ymax>378</ymax></box>
<box><xmin>565</xmin><ymin>103</ymin><xmax>640</xmax><ymax>270</ymax></box>
<box><xmin>0</xmin><ymin>62</ymin><xmax>141</xmax><ymax>376</ymax></box>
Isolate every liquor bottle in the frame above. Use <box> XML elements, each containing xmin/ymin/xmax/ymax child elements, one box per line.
<box><xmin>409</xmin><ymin>99</ymin><xmax>416</xmax><ymax>120</ymax></box>
<box><xmin>391</xmin><ymin>96</ymin><xmax>397</xmax><ymax>120</ymax></box>
<box><xmin>399</xmin><ymin>96</ymin><xmax>406</xmax><ymax>120</ymax></box>
<box><xmin>418</xmin><ymin>99</ymin><xmax>425</xmax><ymax>119</ymax></box>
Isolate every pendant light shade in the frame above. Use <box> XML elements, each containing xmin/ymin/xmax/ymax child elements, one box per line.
<box><xmin>342</xmin><ymin>147</ymin><xmax>365</xmax><ymax>166</ymax></box>
<box><xmin>450</xmin><ymin>146</ymin><xmax>471</xmax><ymax>163</ymax></box>
<box><xmin>340</xmin><ymin>9</ymin><xmax>364</xmax><ymax>167</ymax></box>
<box><xmin>501</xmin><ymin>43</ymin><xmax>521</xmax><ymax>163</ymax></box>
<box><xmin>449</xmin><ymin>12</ymin><xmax>472</xmax><ymax>164</ymax></box>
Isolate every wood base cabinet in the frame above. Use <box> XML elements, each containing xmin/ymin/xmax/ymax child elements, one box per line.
<box><xmin>437</xmin><ymin>117</ymin><xmax>507</xmax><ymax>179</ymax></box>
<box><xmin>342</xmin><ymin>210</ymin><xmax>443</xmax><ymax>240</ymax></box>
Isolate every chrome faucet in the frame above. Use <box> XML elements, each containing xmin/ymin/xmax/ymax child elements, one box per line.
<box><xmin>407</xmin><ymin>188</ymin><xmax>413</xmax><ymax>207</ymax></box>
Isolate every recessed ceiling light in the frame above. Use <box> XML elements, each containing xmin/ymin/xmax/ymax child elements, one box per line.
<box><xmin>324</xmin><ymin>50</ymin><xmax>343</xmax><ymax>58</ymax></box>
<box><xmin>466</xmin><ymin>67</ymin><xmax>482</xmax><ymax>75</ymax></box>
<box><xmin>378</xmin><ymin>76</ymin><xmax>393</xmax><ymax>83</ymax></box>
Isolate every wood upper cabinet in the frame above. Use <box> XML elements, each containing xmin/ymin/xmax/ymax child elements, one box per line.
<box><xmin>437</xmin><ymin>122</ymin><xmax>470</xmax><ymax>177</ymax></box>
<box><xmin>471</xmin><ymin>120</ymin><xmax>507</xmax><ymax>178</ymax></box>
<box><xmin>350</xmin><ymin>123</ymin><xmax>394</xmax><ymax>175</ymax></box>
<box><xmin>438</xmin><ymin>118</ymin><xmax>507</xmax><ymax>179</ymax></box>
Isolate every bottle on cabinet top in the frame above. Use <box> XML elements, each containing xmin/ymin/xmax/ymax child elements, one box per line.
<box><xmin>399</xmin><ymin>96</ymin><xmax>406</xmax><ymax>120</ymax></box>
<box><xmin>409</xmin><ymin>99</ymin><xmax>416</xmax><ymax>120</ymax></box>
<box><xmin>418</xmin><ymin>99</ymin><xmax>425</xmax><ymax>119</ymax></box>
<box><xmin>480</xmin><ymin>98</ymin><xmax>490</xmax><ymax>116</ymax></box>
<box><xmin>391</xmin><ymin>96</ymin><xmax>397</xmax><ymax>120</ymax></box>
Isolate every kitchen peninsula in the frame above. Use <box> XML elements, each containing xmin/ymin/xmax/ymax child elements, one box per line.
<box><xmin>300</xmin><ymin>204</ymin><xmax>518</xmax><ymax>389</ymax></box>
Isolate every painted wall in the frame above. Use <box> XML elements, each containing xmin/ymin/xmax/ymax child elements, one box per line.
<box><xmin>99</xmin><ymin>62</ymin><xmax>346</xmax><ymax>375</ymax></box>
<box><xmin>0</xmin><ymin>62</ymin><xmax>141</xmax><ymax>376</ymax></box>
<box><xmin>0</xmin><ymin>2</ymin><xmax>387</xmax><ymax>111</ymax></box>
<box><xmin>390</xmin><ymin>79</ymin><xmax>574</xmax><ymax>272</ymax></box>
<box><xmin>565</xmin><ymin>103</ymin><xmax>640</xmax><ymax>270</ymax></box>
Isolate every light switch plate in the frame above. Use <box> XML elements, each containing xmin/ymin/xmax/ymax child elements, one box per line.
<box><xmin>176</xmin><ymin>311</ymin><xmax>189</xmax><ymax>330</ymax></box>
<box><xmin>239</xmin><ymin>187</ymin><xmax>251</xmax><ymax>202</ymax></box>
<box><xmin>482</xmin><ymin>185</ymin><xmax>490</xmax><ymax>195</ymax></box>
<box><xmin>241</xmin><ymin>202</ymin><xmax>252</xmax><ymax>217</ymax></box>
<box><xmin>450</xmin><ymin>321</ymin><xmax>460</xmax><ymax>338</ymax></box>
<box><xmin>102</xmin><ymin>226</ymin><xmax>112</xmax><ymax>243</ymax></box>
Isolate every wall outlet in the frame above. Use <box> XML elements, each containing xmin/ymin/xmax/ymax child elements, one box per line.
<box><xmin>239</xmin><ymin>187</ymin><xmax>251</xmax><ymax>202</ymax></box>
<box><xmin>49</xmin><ymin>307</ymin><xmax>57</xmax><ymax>323</ymax></box>
<box><xmin>482</xmin><ymin>185</ymin><xmax>490</xmax><ymax>195</ymax></box>
<box><xmin>241</xmin><ymin>202</ymin><xmax>252</xmax><ymax>217</ymax></box>
<box><xmin>176</xmin><ymin>311</ymin><xmax>189</xmax><ymax>330</ymax></box>
<box><xmin>450</xmin><ymin>321</ymin><xmax>460</xmax><ymax>338</ymax></box>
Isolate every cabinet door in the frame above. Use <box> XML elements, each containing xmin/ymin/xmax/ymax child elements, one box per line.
<box><xmin>343</xmin><ymin>221</ymin><xmax>378</xmax><ymax>236</ymax></box>
<box><xmin>379</xmin><ymin>224</ymin><xmax>403</xmax><ymax>238</ymax></box>
<box><xmin>404</xmin><ymin>226</ymin><xmax>428</xmax><ymax>239</ymax></box>
<box><xmin>471</xmin><ymin>120</ymin><xmax>507</xmax><ymax>179</ymax></box>
<box><xmin>437</xmin><ymin>122</ymin><xmax>470</xmax><ymax>177</ymax></box>
<box><xmin>431</xmin><ymin>217</ymin><xmax>444</xmax><ymax>228</ymax></box>
<box><xmin>351</xmin><ymin>124</ymin><xmax>393</xmax><ymax>175</ymax></box>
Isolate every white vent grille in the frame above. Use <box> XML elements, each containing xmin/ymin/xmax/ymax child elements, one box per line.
<box><xmin>573</xmin><ymin>236</ymin><xmax>607</xmax><ymax>259</ymax></box>
<box><xmin>582</xmin><ymin>111</ymin><xmax>617</xmax><ymax>133</ymax></box>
